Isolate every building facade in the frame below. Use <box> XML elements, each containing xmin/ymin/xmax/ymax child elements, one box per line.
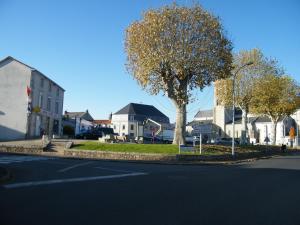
<box><xmin>0</xmin><ymin>56</ymin><xmax>65</xmax><ymax>140</ymax></box>
<box><xmin>62</xmin><ymin>110</ymin><xmax>94</xmax><ymax>135</ymax></box>
<box><xmin>111</xmin><ymin>103</ymin><xmax>170</xmax><ymax>139</ymax></box>
<box><xmin>188</xmin><ymin>84</ymin><xmax>300</xmax><ymax>145</ymax></box>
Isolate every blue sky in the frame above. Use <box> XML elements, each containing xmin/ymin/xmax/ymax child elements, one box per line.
<box><xmin>0</xmin><ymin>0</ymin><xmax>299</xmax><ymax>122</ymax></box>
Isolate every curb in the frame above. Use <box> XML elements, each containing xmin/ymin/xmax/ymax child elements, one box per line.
<box><xmin>0</xmin><ymin>166</ymin><xmax>11</xmax><ymax>183</ymax></box>
<box><xmin>0</xmin><ymin>149</ymin><xmax>296</xmax><ymax>166</ymax></box>
<box><xmin>44</xmin><ymin>151</ymin><xmax>276</xmax><ymax>166</ymax></box>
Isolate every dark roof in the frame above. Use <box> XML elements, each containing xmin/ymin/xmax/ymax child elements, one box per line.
<box><xmin>114</xmin><ymin>103</ymin><xmax>169</xmax><ymax>123</ymax></box>
<box><xmin>194</xmin><ymin>109</ymin><xmax>213</xmax><ymax>118</ymax></box>
<box><xmin>249</xmin><ymin>116</ymin><xmax>286</xmax><ymax>123</ymax></box>
<box><xmin>64</xmin><ymin>111</ymin><xmax>94</xmax><ymax>121</ymax></box>
<box><xmin>65</xmin><ymin>112</ymin><xmax>86</xmax><ymax>118</ymax></box>
<box><xmin>255</xmin><ymin>116</ymin><xmax>273</xmax><ymax>123</ymax></box>
<box><xmin>0</xmin><ymin>56</ymin><xmax>65</xmax><ymax>91</ymax></box>
<box><xmin>187</xmin><ymin>120</ymin><xmax>213</xmax><ymax>126</ymax></box>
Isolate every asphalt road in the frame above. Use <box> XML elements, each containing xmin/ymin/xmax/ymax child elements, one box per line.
<box><xmin>1</xmin><ymin>153</ymin><xmax>300</xmax><ymax>225</ymax></box>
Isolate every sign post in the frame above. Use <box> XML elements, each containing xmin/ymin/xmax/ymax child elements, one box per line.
<box><xmin>199</xmin><ymin>133</ymin><xmax>202</xmax><ymax>154</ymax></box>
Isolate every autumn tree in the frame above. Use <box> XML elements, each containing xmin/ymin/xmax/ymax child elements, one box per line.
<box><xmin>125</xmin><ymin>4</ymin><xmax>232</xmax><ymax>144</ymax></box>
<box><xmin>215</xmin><ymin>49</ymin><xmax>281</xmax><ymax>144</ymax></box>
<box><xmin>251</xmin><ymin>74</ymin><xmax>300</xmax><ymax>145</ymax></box>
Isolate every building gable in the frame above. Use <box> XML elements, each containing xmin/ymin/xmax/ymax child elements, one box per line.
<box><xmin>114</xmin><ymin>103</ymin><xmax>169</xmax><ymax>123</ymax></box>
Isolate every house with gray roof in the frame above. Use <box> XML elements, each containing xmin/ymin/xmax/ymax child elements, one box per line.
<box><xmin>64</xmin><ymin>110</ymin><xmax>94</xmax><ymax>121</ymax></box>
<box><xmin>111</xmin><ymin>103</ymin><xmax>170</xmax><ymax>138</ymax></box>
<box><xmin>62</xmin><ymin>110</ymin><xmax>94</xmax><ymax>136</ymax></box>
<box><xmin>0</xmin><ymin>56</ymin><xmax>65</xmax><ymax>140</ymax></box>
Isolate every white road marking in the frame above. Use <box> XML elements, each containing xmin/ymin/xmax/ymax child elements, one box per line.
<box><xmin>58</xmin><ymin>161</ymin><xmax>93</xmax><ymax>173</ymax></box>
<box><xmin>94</xmin><ymin>166</ymin><xmax>137</xmax><ymax>173</ymax></box>
<box><xmin>3</xmin><ymin>172</ymin><xmax>148</xmax><ymax>189</ymax></box>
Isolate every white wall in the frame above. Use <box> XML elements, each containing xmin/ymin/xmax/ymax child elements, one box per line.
<box><xmin>111</xmin><ymin>114</ymin><xmax>145</xmax><ymax>138</ymax></box>
<box><xmin>29</xmin><ymin>70</ymin><xmax>64</xmax><ymax>137</ymax></box>
<box><xmin>75</xmin><ymin>118</ymin><xmax>93</xmax><ymax>135</ymax></box>
<box><xmin>111</xmin><ymin>114</ymin><xmax>129</xmax><ymax>136</ymax></box>
<box><xmin>255</xmin><ymin>122</ymin><xmax>291</xmax><ymax>145</ymax></box>
<box><xmin>0</xmin><ymin>59</ymin><xmax>31</xmax><ymax>140</ymax></box>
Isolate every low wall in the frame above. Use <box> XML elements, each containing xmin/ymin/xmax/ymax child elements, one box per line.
<box><xmin>176</xmin><ymin>148</ymin><xmax>292</xmax><ymax>161</ymax></box>
<box><xmin>0</xmin><ymin>144</ymin><xmax>43</xmax><ymax>154</ymax></box>
<box><xmin>64</xmin><ymin>149</ymin><xmax>177</xmax><ymax>162</ymax></box>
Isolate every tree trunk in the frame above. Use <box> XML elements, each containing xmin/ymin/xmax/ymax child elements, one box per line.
<box><xmin>173</xmin><ymin>103</ymin><xmax>187</xmax><ymax>145</ymax></box>
<box><xmin>240</xmin><ymin>109</ymin><xmax>248</xmax><ymax>145</ymax></box>
<box><xmin>271</xmin><ymin>120</ymin><xmax>278</xmax><ymax>145</ymax></box>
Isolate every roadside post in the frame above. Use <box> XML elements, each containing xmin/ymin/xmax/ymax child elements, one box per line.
<box><xmin>199</xmin><ymin>133</ymin><xmax>202</xmax><ymax>155</ymax></box>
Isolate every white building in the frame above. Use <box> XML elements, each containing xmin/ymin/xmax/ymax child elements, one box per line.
<box><xmin>62</xmin><ymin>110</ymin><xmax>94</xmax><ymax>135</ymax></box>
<box><xmin>111</xmin><ymin>103</ymin><xmax>170</xmax><ymax>139</ymax></box>
<box><xmin>188</xmin><ymin>84</ymin><xmax>300</xmax><ymax>145</ymax></box>
<box><xmin>0</xmin><ymin>56</ymin><xmax>65</xmax><ymax>140</ymax></box>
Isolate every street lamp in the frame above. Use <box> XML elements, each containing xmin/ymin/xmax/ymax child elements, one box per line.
<box><xmin>232</xmin><ymin>61</ymin><xmax>254</xmax><ymax>157</ymax></box>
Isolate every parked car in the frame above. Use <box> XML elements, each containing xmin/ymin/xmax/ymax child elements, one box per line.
<box><xmin>142</xmin><ymin>136</ymin><xmax>163</xmax><ymax>143</ymax></box>
<box><xmin>75</xmin><ymin>130</ymin><xmax>100</xmax><ymax>140</ymax></box>
<box><xmin>76</xmin><ymin>128</ymin><xmax>114</xmax><ymax>140</ymax></box>
<box><xmin>185</xmin><ymin>136</ymin><xmax>200</xmax><ymax>144</ymax></box>
<box><xmin>215</xmin><ymin>138</ymin><xmax>239</xmax><ymax>145</ymax></box>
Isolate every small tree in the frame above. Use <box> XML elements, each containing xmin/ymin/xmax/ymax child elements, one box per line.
<box><xmin>125</xmin><ymin>4</ymin><xmax>232</xmax><ymax>144</ymax></box>
<box><xmin>251</xmin><ymin>74</ymin><xmax>300</xmax><ymax>145</ymax></box>
<box><xmin>215</xmin><ymin>48</ymin><xmax>282</xmax><ymax>144</ymax></box>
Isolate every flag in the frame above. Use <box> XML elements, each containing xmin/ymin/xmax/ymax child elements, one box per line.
<box><xmin>26</xmin><ymin>86</ymin><xmax>31</xmax><ymax>96</ymax></box>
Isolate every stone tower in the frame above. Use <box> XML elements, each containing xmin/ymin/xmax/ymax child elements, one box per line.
<box><xmin>213</xmin><ymin>82</ymin><xmax>232</xmax><ymax>138</ymax></box>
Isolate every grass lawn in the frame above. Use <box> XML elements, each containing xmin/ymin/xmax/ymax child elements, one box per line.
<box><xmin>72</xmin><ymin>141</ymin><xmax>276</xmax><ymax>156</ymax></box>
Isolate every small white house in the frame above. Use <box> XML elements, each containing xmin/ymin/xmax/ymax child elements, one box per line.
<box><xmin>111</xmin><ymin>103</ymin><xmax>170</xmax><ymax>139</ymax></box>
<box><xmin>62</xmin><ymin>110</ymin><xmax>94</xmax><ymax>135</ymax></box>
<box><xmin>248</xmin><ymin>116</ymin><xmax>297</xmax><ymax>145</ymax></box>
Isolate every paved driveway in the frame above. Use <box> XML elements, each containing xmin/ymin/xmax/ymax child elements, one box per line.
<box><xmin>1</xmin><ymin>153</ymin><xmax>300</xmax><ymax>225</ymax></box>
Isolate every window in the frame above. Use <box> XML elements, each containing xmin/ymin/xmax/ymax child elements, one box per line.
<box><xmin>56</xmin><ymin>87</ymin><xmax>59</xmax><ymax>97</ymax></box>
<box><xmin>40</xmin><ymin>78</ymin><xmax>44</xmax><ymax>88</ymax></box>
<box><xmin>130</xmin><ymin>124</ymin><xmax>134</xmax><ymax>130</ymax></box>
<box><xmin>47</xmin><ymin>97</ymin><xmax>51</xmax><ymax>111</ymax></box>
<box><xmin>129</xmin><ymin>115</ymin><xmax>134</xmax><ymax>121</ymax></box>
<box><xmin>49</xmin><ymin>82</ymin><xmax>52</xmax><ymax>92</ymax></box>
<box><xmin>55</xmin><ymin>102</ymin><xmax>59</xmax><ymax>114</ymax></box>
<box><xmin>122</xmin><ymin>125</ymin><xmax>125</xmax><ymax>130</ymax></box>
<box><xmin>39</xmin><ymin>93</ymin><xmax>43</xmax><ymax>108</ymax></box>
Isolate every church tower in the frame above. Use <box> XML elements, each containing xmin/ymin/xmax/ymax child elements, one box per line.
<box><xmin>213</xmin><ymin>81</ymin><xmax>232</xmax><ymax>138</ymax></box>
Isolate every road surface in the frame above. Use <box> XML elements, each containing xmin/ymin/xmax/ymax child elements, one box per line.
<box><xmin>1</xmin><ymin>153</ymin><xmax>300</xmax><ymax>225</ymax></box>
